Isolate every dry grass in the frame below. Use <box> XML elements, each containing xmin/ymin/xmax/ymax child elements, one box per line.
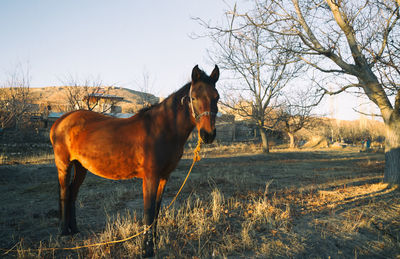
<box><xmin>1</xmin><ymin>145</ymin><xmax>399</xmax><ymax>258</ymax></box>
<box><xmin>1</xmin><ymin>151</ymin><xmax>54</xmax><ymax>165</ymax></box>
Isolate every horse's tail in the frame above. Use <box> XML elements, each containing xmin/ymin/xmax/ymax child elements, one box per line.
<box><xmin>49</xmin><ymin>125</ymin><xmax>56</xmax><ymax>146</ymax></box>
<box><xmin>49</xmin><ymin>115</ymin><xmax>61</xmax><ymax>146</ymax></box>
<box><xmin>49</xmin><ymin>110</ymin><xmax>76</xmax><ymax>146</ymax></box>
<box><xmin>58</xmin><ymin>180</ymin><xmax>62</xmax><ymax>219</ymax></box>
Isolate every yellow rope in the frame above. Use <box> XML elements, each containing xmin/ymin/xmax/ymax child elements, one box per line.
<box><xmin>3</xmin><ymin>137</ymin><xmax>203</xmax><ymax>255</ymax></box>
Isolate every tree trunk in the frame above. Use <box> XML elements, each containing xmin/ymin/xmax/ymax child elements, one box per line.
<box><xmin>260</xmin><ymin>127</ymin><xmax>269</xmax><ymax>153</ymax></box>
<box><xmin>232</xmin><ymin>121</ymin><xmax>236</xmax><ymax>141</ymax></box>
<box><xmin>288</xmin><ymin>132</ymin><xmax>295</xmax><ymax>149</ymax></box>
<box><xmin>353</xmin><ymin>75</ymin><xmax>399</xmax><ymax>184</ymax></box>
<box><xmin>384</xmin><ymin>114</ymin><xmax>400</xmax><ymax>185</ymax></box>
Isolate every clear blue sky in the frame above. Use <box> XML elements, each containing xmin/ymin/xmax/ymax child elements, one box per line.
<box><xmin>0</xmin><ymin>0</ymin><xmax>370</xmax><ymax>120</ymax></box>
<box><xmin>0</xmin><ymin>0</ymin><xmax>230</xmax><ymax>96</ymax></box>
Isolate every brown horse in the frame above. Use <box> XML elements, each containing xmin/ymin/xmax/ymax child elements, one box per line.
<box><xmin>50</xmin><ymin>65</ymin><xmax>219</xmax><ymax>257</ymax></box>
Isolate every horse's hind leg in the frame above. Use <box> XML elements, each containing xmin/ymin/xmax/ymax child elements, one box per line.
<box><xmin>68</xmin><ymin>160</ymin><xmax>87</xmax><ymax>234</ymax></box>
<box><xmin>57</xmin><ymin>162</ymin><xmax>72</xmax><ymax>235</ymax></box>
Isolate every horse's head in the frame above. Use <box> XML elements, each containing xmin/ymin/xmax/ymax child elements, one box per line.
<box><xmin>188</xmin><ymin>65</ymin><xmax>220</xmax><ymax>144</ymax></box>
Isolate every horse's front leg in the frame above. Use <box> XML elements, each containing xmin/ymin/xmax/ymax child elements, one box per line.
<box><xmin>153</xmin><ymin>178</ymin><xmax>168</xmax><ymax>243</ymax></box>
<box><xmin>68</xmin><ymin>161</ymin><xmax>87</xmax><ymax>234</ymax></box>
<box><xmin>142</xmin><ymin>177</ymin><xmax>159</xmax><ymax>257</ymax></box>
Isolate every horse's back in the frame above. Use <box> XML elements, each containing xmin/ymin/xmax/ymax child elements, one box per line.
<box><xmin>50</xmin><ymin>110</ymin><xmax>112</xmax><ymax>146</ymax></box>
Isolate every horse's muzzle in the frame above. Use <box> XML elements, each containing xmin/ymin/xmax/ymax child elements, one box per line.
<box><xmin>200</xmin><ymin>128</ymin><xmax>216</xmax><ymax>144</ymax></box>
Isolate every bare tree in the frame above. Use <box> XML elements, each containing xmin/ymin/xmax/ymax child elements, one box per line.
<box><xmin>276</xmin><ymin>89</ymin><xmax>320</xmax><ymax>148</ymax></box>
<box><xmin>134</xmin><ymin>68</ymin><xmax>159</xmax><ymax>109</ymax></box>
<box><xmin>63</xmin><ymin>77</ymin><xmax>119</xmax><ymax>113</ymax></box>
<box><xmin>64</xmin><ymin>77</ymin><xmax>102</xmax><ymax>111</ymax></box>
<box><xmin>197</xmin><ymin>4</ymin><xmax>303</xmax><ymax>152</ymax></box>
<box><xmin>0</xmin><ymin>65</ymin><xmax>32</xmax><ymax>129</ymax></box>
<box><xmin>237</xmin><ymin>0</ymin><xmax>400</xmax><ymax>183</ymax></box>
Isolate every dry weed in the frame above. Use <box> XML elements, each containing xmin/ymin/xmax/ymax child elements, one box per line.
<box><xmin>1</xmin><ymin>152</ymin><xmax>54</xmax><ymax>165</ymax></box>
<box><xmin>211</xmin><ymin>188</ymin><xmax>224</xmax><ymax>222</ymax></box>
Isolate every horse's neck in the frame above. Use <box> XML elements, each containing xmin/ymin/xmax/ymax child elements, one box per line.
<box><xmin>152</xmin><ymin>94</ymin><xmax>195</xmax><ymax>142</ymax></box>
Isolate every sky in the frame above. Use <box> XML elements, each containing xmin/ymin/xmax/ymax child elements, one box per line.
<box><xmin>0</xmin><ymin>0</ymin><xmax>376</xmax><ymax>121</ymax></box>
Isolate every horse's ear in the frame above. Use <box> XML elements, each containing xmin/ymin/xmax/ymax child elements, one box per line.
<box><xmin>192</xmin><ymin>65</ymin><xmax>201</xmax><ymax>82</ymax></box>
<box><xmin>210</xmin><ymin>65</ymin><xmax>219</xmax><ymax>84</ymax></box>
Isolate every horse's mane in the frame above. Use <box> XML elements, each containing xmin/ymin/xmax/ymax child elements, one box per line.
<box><xmin>136</xmin><ymin>82</ymin><xmax>191</xmax><ymax>115</ymax></box>
<box><xmin>136</xmin><ymin>67</ymin><xmax>212</xmax><ymax>115</ymax></box>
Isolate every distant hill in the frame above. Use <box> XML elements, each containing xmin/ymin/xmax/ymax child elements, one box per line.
<box><xmin>30</xmin><ymin>86</ymin><xmax>159</xmax><ymax>113</ymax></box>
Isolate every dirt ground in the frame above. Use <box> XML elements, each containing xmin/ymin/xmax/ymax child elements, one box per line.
<box><xmin>0</xmin><ymin>145</ymin><xmax>399</xmax><ymax>258</ymax></box>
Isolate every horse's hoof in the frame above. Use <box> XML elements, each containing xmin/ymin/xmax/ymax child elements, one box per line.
<box><xmin>59</xmin><ymin>229</ymin><xmax>70</xmax><ymax>236</ymax></box>
<box><xmin>69</xmin><ymin>228</ymin><xmax>80</xmax><ymax>235</ymax></box>
<box><xmin>142</xmin><ymin>239</ymin><xmax>155</xmax><ymax>258</ymax></box>
<box><xmin>142</xmin><ymin>249</ymin><xmax>155</xmax><ymax>258</ymax></box>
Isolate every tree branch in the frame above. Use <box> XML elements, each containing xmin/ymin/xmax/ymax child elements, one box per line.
<box><xmin>292</xmin><ymin>0</ymin><xmax>359</xmax><ymax>75</ymax></box>
<box><xmin>371</xmin><ymin>6</ymin><xmax>399</xmax><ymax>66</ymax></box>
<box><xmin>352</xmin><ymin>107</ymin><xmax>382</xmax><ymax>118</ymax></box>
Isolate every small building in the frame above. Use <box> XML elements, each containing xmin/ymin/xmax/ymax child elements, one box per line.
<box><xmin>82</xmin><ymin>93</ymin><xmax>124</xmax><ymax>113</ymax></box>
<box><xmin>47</xmin><ymin>112</ymin><xmax>65</xmax><ymax>128</ymax></box>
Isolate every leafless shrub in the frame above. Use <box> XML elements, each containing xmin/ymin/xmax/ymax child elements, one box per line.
<box><xmin>134</xmin><ymin>68</ymin><xmax>159</xmax><ymax>109</ymax></box>
<box><xmin>0</xmin><ymin>64</ymin><xmax>33</xmax><ymax>128</ymax></box>
<box><xmin>62</xmin><ymin>76</ymin><xmax>120</xmax><ymax>113</ymax></box>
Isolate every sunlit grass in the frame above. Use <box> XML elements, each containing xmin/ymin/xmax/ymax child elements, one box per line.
<box><xmin>0</xmin><ymin>152</ymin><xmax>54</xmax><ymax>165</ymax></box>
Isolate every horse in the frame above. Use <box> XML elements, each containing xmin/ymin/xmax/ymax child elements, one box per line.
<box><xmin>50</xmin><ymin>65</ymin><xmax>220</xmax><ymax>257</ymax></box>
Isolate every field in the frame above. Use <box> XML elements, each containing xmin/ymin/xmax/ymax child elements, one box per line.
<box><xmin>0</xmin><ymin>144</ymin><xmax>399</xmax><ymax>258</ymax></box>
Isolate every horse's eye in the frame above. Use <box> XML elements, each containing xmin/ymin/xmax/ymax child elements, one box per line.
<box><xmin>191</xmin><ymin>97</ymin><xmax>196</xmax><ymax>101</ymax></box>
